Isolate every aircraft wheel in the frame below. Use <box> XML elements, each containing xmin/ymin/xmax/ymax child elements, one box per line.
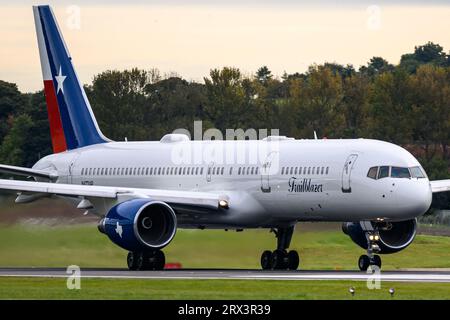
<box><xmin>260</xmin><ymin>250</ymin><xmax>272</xmax><ymax>270</ymax></box>
<box><xmin>287</xmin><ymin>250</ymin><xmax>300</xmax><ymax>270</ymax></box>
<box><xmin>141</xmin><ymin>250</ymin><xmax>165</xmax><ymax>270</ymax></box>
<box><xmin>358</xmin><ymin>254</ymin><xmax>370</xmax><ymax>271</ymax></box>
<box><xmin>271</xmin><ymin>249</ymin><xmax>287</xmax><ymax>270</ymax></box>
<box><xmin>152</xmin><ymin>250</ymin><xmax>166</xmax><ymax>270</ymax></box>
<box><xmin>372</xmin><ymin>255</ymin><xmax>382</xmax><ymax>269</ymax></box>
<box><xmin>127</xmin><ymin>252</ymin><xmax>140</xmax><ymax>271</ymax></box>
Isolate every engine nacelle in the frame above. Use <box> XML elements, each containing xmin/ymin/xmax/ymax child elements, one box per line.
<box><xmin>342</xmin><ymin>219</ymin><xmax>417</xmax><ymax>254</ymax></box>
<box><xmin>98</xmin><ymin>199</ymin><xmax>177</xmax><ymax>251</ymax></box>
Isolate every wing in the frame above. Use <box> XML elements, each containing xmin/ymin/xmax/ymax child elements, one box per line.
<box><xmin>0</xmin><ymin>164</ymin><xmax>58</xmax><ymax>181</ymax></box>
<box><xmin>0</xmin><ymin>178</ymin><xmax>228</xmax><ymax>214</ymax></box>
<box><xmin>430</xmin><ymin>180</ymin><xmax>450</xmax><ymax>193</ymax></box>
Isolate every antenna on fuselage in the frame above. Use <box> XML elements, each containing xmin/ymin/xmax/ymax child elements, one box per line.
<box><xmin>313</xmin><ymin>131</ymin><xmax>318</xmax><ymax>140</ymax></box>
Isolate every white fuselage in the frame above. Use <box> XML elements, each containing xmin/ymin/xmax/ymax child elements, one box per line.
<box><xmin>32</xmin><ymin>137</ymin><xmax>432</xmax><ymax>228</ymax></box>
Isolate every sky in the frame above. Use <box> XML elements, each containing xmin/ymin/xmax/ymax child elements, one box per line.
<box><xmin>1</xmin><ymin>1</ymin><xmax>450</xmax><ymax>92</ymax></box>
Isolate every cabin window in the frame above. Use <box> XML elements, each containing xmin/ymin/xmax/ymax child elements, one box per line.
<box><xmin>326</xmin><ymin>167</ymin><xmax>329</xmax><ymax>175</ymax></box>
<box><xmin>255</xmin><ymin>167</ymin><xmax>259</xmax><ymax>175</ymax></box>
<box><xmin>281</xmin><ymin>167</ymin><xmax>285</xmax><ymax>175</ymax></box>
<box><xmin>221</xmin><ymin>167</ymin><xmax>224</xmax><ymax>175</ymax></box>
<box><xmin>229</xmin><ymin>167</ymin><xmax>233</xmax><ymax>175</ymax></box>
<box><xmin>238</xmin><ymin>167</ymin><xmax>241</xmax><ymax>175</ymax></box>
<box><xmin>307</xmin><ymin>167</ymin><xmax>311</xmax><ymax>175</ymax></box>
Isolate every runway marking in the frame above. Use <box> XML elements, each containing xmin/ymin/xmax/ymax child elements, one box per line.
<box><xmin>1</xmin><ymin>269</ymin><xmax>450</xmax><ymax>283</ymax></box>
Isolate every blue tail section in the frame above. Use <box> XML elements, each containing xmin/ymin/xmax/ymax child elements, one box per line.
<box><xmin>35</xmin><ymin>5</ymin><xmax>108</xmax><ymax>150</ymax></box>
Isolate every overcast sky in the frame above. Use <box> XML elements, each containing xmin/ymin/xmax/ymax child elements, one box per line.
<box><xmin>1</xmin><ymin>1</ymin><xmax>450</xmax><ymax>92</ymax></box>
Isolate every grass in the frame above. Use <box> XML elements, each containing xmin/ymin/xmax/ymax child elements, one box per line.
<box><xmin>1</xmin><ymin>277</ymin><xmax>450</xmax><ymax>299</ymax></box>
<box><xmin>0</xmin><ymin>223</ymin><xmax>450</xmax><ymax>270</ymax></box>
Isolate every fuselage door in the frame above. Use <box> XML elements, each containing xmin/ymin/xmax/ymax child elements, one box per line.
<box><xmin>68</xmin><ymin>153</ymin><xmax>80</xmax><ymax>184</ymax></box>
<box><xmin>261</xmin><ymin>151</ymin><xmax>279</xmax><ymax>193</ymax></box>
<box><xmin>342</xmin><ymin>154</ymin><xmax>358</xmax><ymax>193</ymax></box>
<box><xmin>206</xmin><ymin>162</ymin><xmax>214</xmax><ymax>182</ymax></box>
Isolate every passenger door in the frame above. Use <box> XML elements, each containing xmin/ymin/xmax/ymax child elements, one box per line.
<box><xmin>206</xmin><ymin>162</ymin><xmax>214</xmax><ymax>182</ymax></box>
<box><xmin>260</xmin><ymin>151</ymin><xmax>279</xmax><ymax>193</ymax></box>
<box><xmin>341</xmin><ymin>154</ymin><xmax>358</xmax><ymax>193</ymax></box>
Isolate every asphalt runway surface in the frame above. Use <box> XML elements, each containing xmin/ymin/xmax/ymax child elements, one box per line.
<box><xmin>1</xmin><ymin>268</ymin><xmax>450</xmax><ymax>283</ymax></box>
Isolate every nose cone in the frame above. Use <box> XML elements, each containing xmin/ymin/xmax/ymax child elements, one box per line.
<box><xmin>396</xmin><ymin>180</ymin><xmax>432</xmax><ymax>218</ymax></box>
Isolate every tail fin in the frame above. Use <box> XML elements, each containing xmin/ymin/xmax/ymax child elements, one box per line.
<box><xmin>33</xmin><ymin>5</ymin><xmax>108</xmax><ymax>153</ymax></box>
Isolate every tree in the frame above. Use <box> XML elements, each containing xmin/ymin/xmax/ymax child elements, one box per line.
<box><xmin>289</xmin><ymin>65</ymin><xmax>344</xmax><ymax>138</ymax></box>
<box><xmin>360</xmin><ymin>57</ymin><xmax>394</xmax><ymax>76</ymax></box>
<box><xmin>341</xmin><ymin>74</ymin><xmax>371</xmax><ymax>138</ymax></box>
<box><xmin>0</xmin><ymin>114</ymin><xmax>34</xmax><ymax>166</ymax></box>
<box><xmin>87</xmin><ymin>68</ymin><xmax>159</xmax><ymax>141</ymax></box>
<box><xmin>255</xmin><ymin>66</ymin><xmax>273</xmax><ymax>85</ymax></box>
<box><xmin>369</xmin><ymin>68</ymin><xmax>413</xmax><ymax>143</ymax></box>
<box><xmin>203</xmin><ymin>67</ymin><xmax>252</xmax><ymax>132</ymax></box>
<box><xmin>409</xmin><ymin>65</ymin><xmax>450</xmax><ymax>161</ymax></box>
<box><xmin>400</xmin><ymin>42</ymin><xmax>449</xmax><ymax>73</ymax></box>
<box><xmin>0</xmin><ymin>81</ymin><xmax>27</xmax><ymax>142</ymax></box>
<box><xmin>413</xmin><ymin>42</ymin><xmax>447</xmax><ymax>64</ymax></box>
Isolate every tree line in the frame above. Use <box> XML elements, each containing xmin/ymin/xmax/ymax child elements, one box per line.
<box><xmin>0</xmin><ymin>42</ymin><xmax>449</xmax><ymax>181</ymax></box>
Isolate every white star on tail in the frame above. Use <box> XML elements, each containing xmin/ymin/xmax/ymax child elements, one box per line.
<box><xmin>115</xmin><ymin>221</ymin><xmax>123</xmax><ymax>238</ymax></box>
<box><xmin>55</xmin><ymin>65</ymin><xmax>66</xmax><ymax>94</ymax></box>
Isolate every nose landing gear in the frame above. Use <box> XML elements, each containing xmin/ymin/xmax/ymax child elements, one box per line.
<box><xmin>260</xmin><ymin>226</ymin><xmax>300</xmax><ymax>270</ymax></box>
<box><xmin>358</xmin><ymin>231</ymin><xmax>382</xmax><ymax>271</ymax></box>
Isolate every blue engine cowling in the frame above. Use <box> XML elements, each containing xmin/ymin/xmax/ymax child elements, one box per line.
<box><xmin>342</xmin><ymin>219</ymin><xmax>417</xmax><ymax>254</ymax></box>
<box><xmin>98</xmin><ymin>199</ymin><xmax>177</xmax><ymax>252</ymax></box>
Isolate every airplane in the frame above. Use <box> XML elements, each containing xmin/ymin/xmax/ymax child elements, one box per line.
<box><xmin>1</xmin><ymin>5</ymin><xmax>449</xmax><ymax>272</ymax></box>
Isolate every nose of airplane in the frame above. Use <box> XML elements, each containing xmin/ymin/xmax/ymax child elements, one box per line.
<box><xmin>396</xmin><ymin>179</ymin><xmax>432</xmax><ymax>218</ymax></box>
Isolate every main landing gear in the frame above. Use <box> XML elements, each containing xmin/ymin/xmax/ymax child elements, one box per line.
<box><xmin>260</xmin><ymin>226</ymin><xmax>299</xmax><ymax>270</ymax></box>
<box><xmin>127</xmin><ymin>250</ymin><xmax>165</xmax><ymax>271</ymax></box>
<box><xmin>358</xmin><ymin>231</ymin><xmax>382</xmax><ymax>271</ymax></box>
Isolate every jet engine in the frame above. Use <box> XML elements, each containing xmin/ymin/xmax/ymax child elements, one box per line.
<box><xmin>342</xmin><ymin>219</ymin><xmax>417</xmax><ymax>254</ymax></box>
<box><xmin>98</xmin><ymin>199</ymin><xmax>177</xmax><ymax>252</ymax></box>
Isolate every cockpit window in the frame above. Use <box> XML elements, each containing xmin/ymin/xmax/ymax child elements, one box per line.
<box><xmin>391</xmin><ymin>166</ymin><xmax>411</xmax><ymax>178</ymax></box>
<box><xmin>378</xmin><ymin>166</ymin><xmax>389</xmax><ymax>179</ymax></box>
<box><xmin>410</xmin><ymin>166</ymin><xmax>425</xmax><ymax>178</ymax></box>
<box><xmin>367</xmin><ymin>167</ymin><xmax>378</xmax><ymax>179</ymax></box>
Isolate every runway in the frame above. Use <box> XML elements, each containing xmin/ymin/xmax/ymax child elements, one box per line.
<box><xmin>1</xmin><ymin>268</ymin><xmax>450</xmax><ymax>283</ymax></box>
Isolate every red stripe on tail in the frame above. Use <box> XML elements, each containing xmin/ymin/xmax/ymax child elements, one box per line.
<box><xmin>43</xmin><ymin>80</ymin><xmax>67</xmax><ymax>153</ymax></box>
